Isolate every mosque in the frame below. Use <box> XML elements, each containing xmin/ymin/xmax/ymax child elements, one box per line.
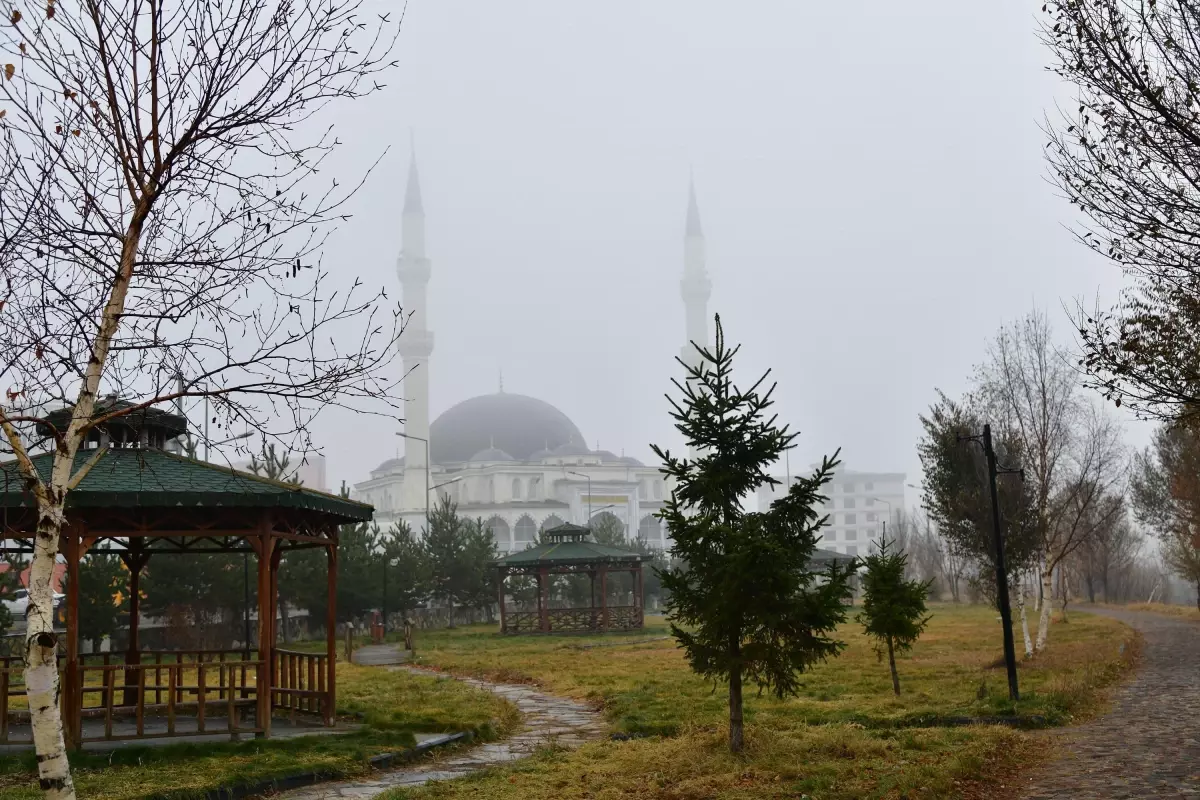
<box><xmin>352</xmin><ymin>151</ymin><xmax>713</xmax><ymax>554</ymax></box>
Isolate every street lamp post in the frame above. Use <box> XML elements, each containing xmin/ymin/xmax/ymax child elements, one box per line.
<box><xmin>396</xmin><ymin>432</ymin><xmax>431</xmax><ymax>533</ymax></box>
<box><xmin>867</xmin><ymin>497</ymin><xmax>893</xmax><ymax>549</ymax></box>
<box><xmin>566</xmin><ymin>470</ymin><xmax>591</xmax><ymax>524</ymax></box>
<box><xmin>958</xmin><ymin>424</ymin><xmax>1023</xmax><ymax>702</ymax></box>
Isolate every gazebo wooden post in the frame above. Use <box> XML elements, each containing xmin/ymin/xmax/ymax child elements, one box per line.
<box><xmin>63</xmin><ymin>532</ymin><xmax>81</xmax><ymax>750</ymax></box>
<box><xmin>589</xmin><ymin>569</ymin><xmax>597</xmax><ymax>627</ymax></box>
<box><xmin>599</xmin><ymin>566</ymin><xmax>609</xmax><ymax>632</ymax></box>
<box><xmin>537</xmin><ymin>568</ymin><xmax>549</xmax><ymax>632</ymax></box>
<box><xmin>254</xmin><ymin>532</ymin><xmax>276</xmax><ymax>738</ymax></box>
<box><xmin>496</xmin><ymin>568</ymin><xmax>508</xmax><ymax>634</ymax></box>
<box><xmin>635</xmin><ymin>563</ymin><xmax>644</xmax><ymax>626</ymax></box>
<box><xmin>324</xmin><ymin>543</ymin><xmax>337</xmax><ymax>727</ymax></box>
<box><xmin>120</xmin><ymin>545</ymin><xmax>149</xmax><ymax>707</ymax></box>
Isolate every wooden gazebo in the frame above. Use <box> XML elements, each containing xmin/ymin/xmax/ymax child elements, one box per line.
<box><xmin>494</xmin><ymin>523</ymin><xmax>644</xmax><ymax>634</ymax></box>
<box><xmin>0</xmin><ymin>403</ymin><xmax>371</xmax><ymax>749</ymax></box>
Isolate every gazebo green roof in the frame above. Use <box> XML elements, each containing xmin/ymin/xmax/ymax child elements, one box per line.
<box><xmin>0</xmin><ymin>447</ymin><xmax>372</xmax><ymax>522</ymax></box>
<box><xmin>495</xmin><ymin>523</ymin><xmax>643</xmax><ymax>569</ymax></box>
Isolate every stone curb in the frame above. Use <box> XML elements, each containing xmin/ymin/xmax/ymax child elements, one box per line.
<box><xmin>162</xmin><ymin>731</ymin><xmax>473</xmax><ymax>800</ymax></box>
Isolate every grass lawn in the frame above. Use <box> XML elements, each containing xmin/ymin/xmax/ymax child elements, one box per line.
<box><xmin>0</xmin><ymin>659</ymin><xmax>520</xmax><ymax>800</ymax></box>
<box><xmin>1120</xmin><ymin>601</ymin><xmax>1200</xmax><ymax>621</ymax></box>
<box><xmin>380</xmin><ymin>604</ymin><xmax>1137</xmax><ymax>800</ymax></box>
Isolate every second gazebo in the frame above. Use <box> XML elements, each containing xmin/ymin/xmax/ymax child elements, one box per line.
<box><xmin>494</xmin><ymin>523</ymin><xmax>644</xmax><ymax>634</ymax></box>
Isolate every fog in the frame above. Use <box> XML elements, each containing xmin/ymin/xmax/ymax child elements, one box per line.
<box><xmin>295</xmin><ymin>0</ymin><xmax>1154</xmax><ymax>496</ymax></box>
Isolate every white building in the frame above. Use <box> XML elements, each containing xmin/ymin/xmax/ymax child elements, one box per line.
<box><xmin>757</xmin><ymin>467</ymin><xmax>906</xmax><ymax>557</ymax></box>
<box><xmin>353</xmin><ymin>151</ymin><xmax>714</xmax><ymax>553</ymax></box>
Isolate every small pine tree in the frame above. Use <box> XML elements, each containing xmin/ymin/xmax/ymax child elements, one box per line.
<box><xmin>653</xmin><ymin>314</ymin><xmax>855</xmax><ymax>754</ymax></box>
<box><xmin>856</xmin><ymin>539</ymin><xmax>933</xmax><ymax>696</ymax></box>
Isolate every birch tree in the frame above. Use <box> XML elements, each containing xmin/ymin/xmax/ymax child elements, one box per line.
<box><xmin>0</xmin><ymin>2</ymin><xmax>403</xmax><ymax>796</ymax></box>
<box><xmin>977</xmin><ymin>310</ymin><xmax>1125</xmax><ymax>651</ymax></box>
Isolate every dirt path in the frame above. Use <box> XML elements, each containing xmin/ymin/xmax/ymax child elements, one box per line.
<box><xmin>270</xmin><ymin>666</ymin><xmax>606</xmax><ymax>799</ymax></box>
<box><xmin>1018</xmin><ymin>607</ymin><xmax>1200</xmax><ymax>799</ymax></box>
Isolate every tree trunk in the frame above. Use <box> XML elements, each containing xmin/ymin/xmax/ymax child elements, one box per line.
<box><xmin>279</xmin><ymin>600</ymin><xmax>292</xmax><ymax>644</ymax></box>
<box><xmin>1035</xmin><ymin>562</ymin><xmax>1053</xmax><ymax>652</ymax></box>
<box><xmin>886</xmin><ymin>636</ymin><xmax>900</xmax><ymax>696</ymax></box>
<box><xmin>26</xmin><ymin>503</ymin><xmax>75</xmax><ymax>799</ymax></box>
<box><xmin>728</xmin><ymin>639</ymin><xmax>744</xmax><ymax>753</ymax></box>
<box><xmin>1195</xmin><ymin>581</ymin><xmax>1199</xmax><ymax>613</ymax></box>
<box><xmin>1017</xmin><ymin>578</ymin><xmax>1033</xmax><ymax>658</ymax></box>
<box><xmin>1084</xmin><ymin>569</ymin><xmax>1096</xmax><ymax>604</ymax></box>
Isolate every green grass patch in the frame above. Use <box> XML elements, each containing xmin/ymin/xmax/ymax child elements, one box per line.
<box><xmin>0</xmin><ymin>660</ymin><xmax>519</xmax><ymax>800</ymax></box>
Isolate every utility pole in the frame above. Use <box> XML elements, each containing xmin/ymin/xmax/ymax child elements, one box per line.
<box><xmin>960</xmin><ymin>424</ymin><xmax>1021</xmax><ymax>702</ymax></box>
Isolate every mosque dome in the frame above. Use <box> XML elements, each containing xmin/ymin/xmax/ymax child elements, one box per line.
<box><xmin>372</xmin><ymin>456</ymin><xmax>404</xmax><ymax>474</ymax></box>
<box><xmin>430</xmin><ymin>393</ymin><xmax>585</xmax><ymax>465</ymax></box>
<box><xmin>551</xmin><ymin>440</ymin><xmax>593</xmax><ymax>457</ymax></box>
<box><xmin>469</xmin><ymin>447</ymin><xmax>515</xmax><ymax>463</ymax></box>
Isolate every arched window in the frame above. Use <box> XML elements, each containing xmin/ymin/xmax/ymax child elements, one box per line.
<box><xmin>529</xmin><ymin>476</ymin><xmax>542</xmax><ymax>500</ymax></box>
<box><xmin>638</xmin><ymin>514</ymin><xmax>661</xmax><ymax>545</ymax></box>
<box><xmin>514</xmin><ymin>515</ymin><xmax>537</xmax><ymax>545</ymax></box>
<box><xmin>485</xmin><ymin>516</ymin><xmax>511</xmax><ymax>551</ymax></box>
<box><xmin>541</xmin><ymin>514</ymin><xmax>565</xmax><ymax>533</ymax></box>
<box><xmin>512</xmin><ymin>478</ymin><xmax>522</xmax><ymax>500</ymax></box>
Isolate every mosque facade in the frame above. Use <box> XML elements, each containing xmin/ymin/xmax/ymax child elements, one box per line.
<box><xmin>353</xmin><ymin>152</ymin><xmax>712</xmax><ymax>554</ymax></box>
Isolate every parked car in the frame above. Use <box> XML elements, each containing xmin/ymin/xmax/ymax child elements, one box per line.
<box><xmin>2</xmin><ymin>588</ymin><xmax>65</xmax><ymax>618</ymax></box>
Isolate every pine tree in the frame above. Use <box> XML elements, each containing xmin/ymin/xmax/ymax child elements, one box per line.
<box><xmin>382</xmin><ymin>520</ymin><xmax>430</xmax><ymax>619</ymax></box>
<box><xmin>653</xmin><ymin>314</ymin><xmax>855</xmax><ymax>754</ymax></box>
<box><xmin>856</xmin><ymin>539</ymin><xmax>933</xmax><ymax>696</ymax></box>
<box><xmin>74</xmin><ymin>549</ymin><xmax>127</xmax><ymax>652</ymax></box>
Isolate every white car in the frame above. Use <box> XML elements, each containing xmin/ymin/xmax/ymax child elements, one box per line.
<box><xmin>2</xmin><ymin>588</ymin><xmax>65</xmax><ymax>617</ymax></box>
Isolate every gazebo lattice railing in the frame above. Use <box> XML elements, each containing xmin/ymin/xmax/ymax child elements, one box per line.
<box><xmin>0</xmin><ymin>405</ymin><xmax>372</xmax><ymax>749</ymax></box>
<box><xmin>494</xmin><ymin>523</ymin><xmax>645</xmax><ymax>635</ymax></box>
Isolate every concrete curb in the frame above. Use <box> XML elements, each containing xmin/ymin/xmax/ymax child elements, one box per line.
<box><xmin>168</xmin><ymin>731</ymin><xmax>474</xmax><ymax>800</ymax></box>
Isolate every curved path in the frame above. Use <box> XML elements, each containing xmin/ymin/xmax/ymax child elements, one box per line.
<box><xmin>271</xmin><ymin>666</ymin><xmax>606</xmax><ymax>799</ymax></box>
<box><xmin>1019</xmin><ymin>608</ymin><xmax>1200</xmax><ymax>799</ymax></box>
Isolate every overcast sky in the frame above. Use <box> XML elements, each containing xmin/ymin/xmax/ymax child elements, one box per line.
<box><xmin>297</xmin><ymin>0</ymin><xmax>1154</xmax><ymax>500</ymax></box>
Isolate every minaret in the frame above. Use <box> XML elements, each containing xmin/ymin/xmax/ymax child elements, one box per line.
<box><xmin>680</xmin><ymin>178</ymin><xmax>711</xmax><ymax>462</ymax></box>
<box><xmin>397</xmin><ymin>145</ymin><xmax>434</xmax><ymax>530</ymax></box>
<box><xmin>680</xmin><ymin>177</ymin><xmax>712</xmax><ymax>372</ymax></box>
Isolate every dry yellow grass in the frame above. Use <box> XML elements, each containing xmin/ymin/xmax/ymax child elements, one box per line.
<box><xmin>379</xmin><ymin>604</ymin><xmax>1136</xmax><ymax>800</ymax></box>
<box><xmin>1121</xmin><ymin>602</ymin><xmax>1200</xmax><ymax>621</ymax></box>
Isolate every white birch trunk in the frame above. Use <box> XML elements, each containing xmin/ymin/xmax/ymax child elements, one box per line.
<box><xmin>1035</xmin><ymin>561</ymin><xmax>1054</xmax><ymax>652</ymax></box>
<box><xmin>1017</xmin><ymin>576</ymin><xmax>1033</xmax><ymax>659</ymax></box>
<box><xmin>18</xmin><ymin>213</ymin><xmax>142</xmax><ymax>800</ymax></box>
<box><xmin>25</xmin><ymin>500</ymin><xmax>74</xmax><ymax>799</ymax></box>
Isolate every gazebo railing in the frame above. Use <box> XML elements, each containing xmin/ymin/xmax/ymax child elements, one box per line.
<box><xmin>0</xmin><ymin>649</ymin><xmax>269</xmax><ymax>745</ymax></box>
<box><xmin>271</xmin><ymin>649</ymin><xmax>329</xmax><ymax>723</ymax></box>
<box><xmin>76</xmin><ymin>655</ymin><xmax>263</xmax><ymax>743</ymax></box>
<box><xmin>505</xmin><ymin>605</ymin><xmax>643</xmax><ymax>634</ymax></box>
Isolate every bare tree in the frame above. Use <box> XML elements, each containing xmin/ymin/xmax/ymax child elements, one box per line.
<box><xmin>1043</xmin><ymin>1</ymin><xmax>1200</xmax><ymax>422</ymax></box>
<box><xmin>0</xmin><ymin>2</ymin><xmax>403</xmax><ymax>795</ymax></box>
<box><xmin>976</xmin><ymin>310</ymin><xmax>1125</xmax><ymax>651</ymax></box>
<box><xmin>1131</xmin><ymin>421</ymin><xmax>1200</xmax><ymax>610</ymax></box>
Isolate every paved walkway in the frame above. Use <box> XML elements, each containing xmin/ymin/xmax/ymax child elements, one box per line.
<box><xmin>271</xmin><ymin>666</ymin><xmax>606</xmax><ymax>799</ymax></box>
<box><xmin>1019</xmin><ymin>607</ymin><xmax>1200</xmax><ymax>799</ymax></box>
